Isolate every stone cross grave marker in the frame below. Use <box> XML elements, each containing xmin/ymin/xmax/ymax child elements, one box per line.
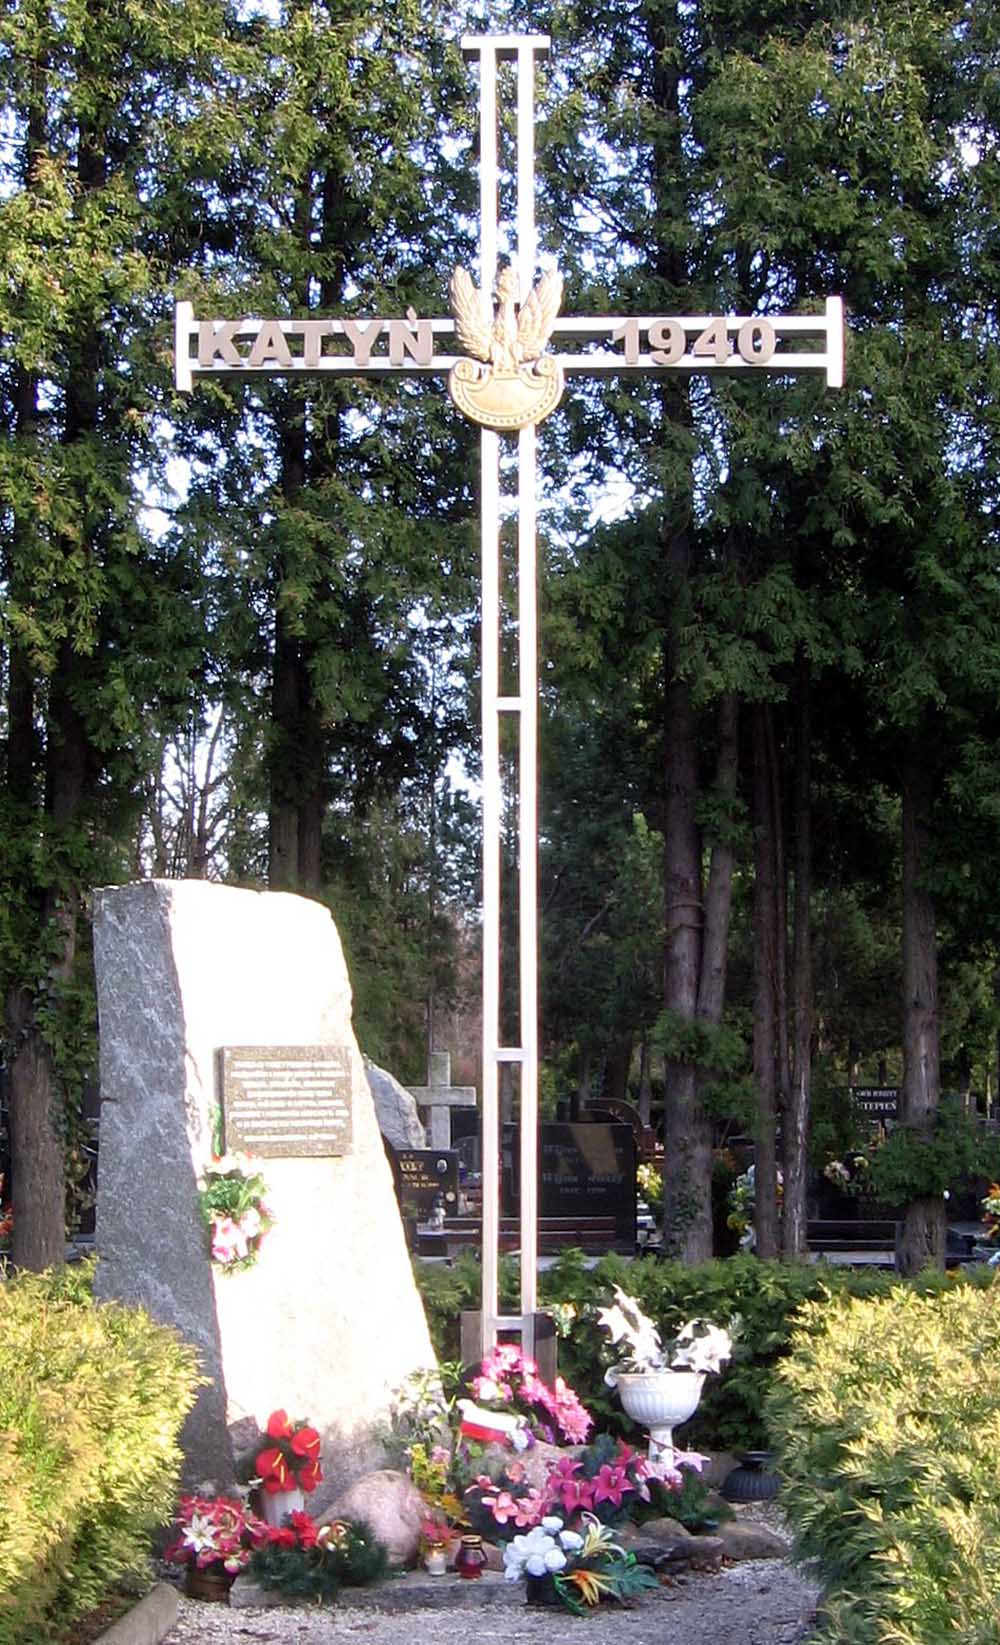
<box><xmin>407</xmin><ymin>1050</ymin><xmax>476</xmax><ymax>1151</ymax></box>
<box><xmin>175</xmin><ymin>34</ymin><xmax>844</xmax><ymax>1358</ymax></box>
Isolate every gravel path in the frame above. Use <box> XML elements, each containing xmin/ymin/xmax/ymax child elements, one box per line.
<box><xmin>161</xmin><ymin>1555</ymin><xmax>819</xmax><ymax>1645</ymax></box>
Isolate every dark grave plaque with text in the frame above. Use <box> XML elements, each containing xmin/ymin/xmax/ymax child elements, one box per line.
<box><xmin>221</xmin><ymin>1045</ymin><xmax>352</xmax><ymax>1157</ymax></box>
<box><xmin>389</xmin><ymin>1147</ymin><xmax>459</xmax><ymax>1218</ymax></box>
<box><xmin>501</xmin><ymin>1122</ymin><xmax>635</xmax><ymax>1245</ymax></box>
<box><xmin>850</xmin><ymin>1087</ymin><xmax>900</xmax><ymax>1122</ymax></box>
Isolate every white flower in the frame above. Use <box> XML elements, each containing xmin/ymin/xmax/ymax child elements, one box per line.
<box><xmin>540</xmin><ymin>1516</ymin><xmax>564</xmax><ymax>1534</ymax></box>
<box><xmin>671</xmin><ymin>1321</ymin><xmax>733</xmax><ymax>1375</ymax></box>
<box><xmin>504</xmin><ymin>1523</ymin><xmax>567</xmax><ymax>1581</ymax></box>
<box><xmin>558</xmin><ymin>1530</ymin><xmax>584</xmax><ymax>1552</ymax></box>
<box><xmin>181</xmin><ymin>1512</ymin><xmax>219</xmax><ymax>1555</ymax></box>
<box><xmin>597</xmin><ymin>1287</ymin><xmax>667</xmax><ymax>1374</ymax></box>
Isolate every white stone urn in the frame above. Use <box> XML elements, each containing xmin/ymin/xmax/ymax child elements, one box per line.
<box><xmin>614</xmin><ymin>1370</ymin><xmax>705</xmax><ymax>1462</ymax></box>
<box><xmin>260</xmin><ymin>1486</ymin><xmax>306</xmax><ymax>1527</ymax></box>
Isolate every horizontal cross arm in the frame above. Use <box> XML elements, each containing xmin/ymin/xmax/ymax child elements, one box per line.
<box><xmin>175</xmin><ymin>298</ymin><xmax>845</xmax><ymax>390</ymax></box>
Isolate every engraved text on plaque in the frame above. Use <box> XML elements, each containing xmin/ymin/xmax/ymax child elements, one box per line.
<box><xmin>221</xmin><ymin>1045</ymin><xmax>352</xmax><ymax>1157</ymax></box>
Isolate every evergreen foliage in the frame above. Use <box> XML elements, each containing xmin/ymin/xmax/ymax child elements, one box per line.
<box><xmin>768</xmin><ymin>1281</ymin><xmax>1000</xmax><ymax>1644</ymax></box>
<box><xmin>0</xmin><ymin>1261</ymin><xmax>199</xmax><ymax>1645</ymax></box>
<box><xmin>412</xmin><ymin>1249</ymin><xmax>994</xmax><ymax>1451</ymax></box>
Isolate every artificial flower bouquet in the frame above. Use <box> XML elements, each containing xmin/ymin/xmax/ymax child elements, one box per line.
<box><xmin>461</xmin><ymin>1342</ymin><xmax>592</xmax><ymax>1447</ymax></box>
<box><xmin>198</xmin><ymin>1152</ymin><xmax>273</xmax><ymax>1272</ymax></box>
<box><xmin>165</xmin><ymin>1494</ymin><xmax>264</xmax><ymax>1574</ymax></box>
<box><xmin>502</xmin><ymin>1512</ymin><xmax>658</xmax><ymax>1614</ymax></box>
<box><xmin>982</xmin><ymin>1183</ymin><xmax>1000</xmax><ymax>1240</ymax></box>
<box><xmin>252</xmin><ymin>1408</ymin><xmax>323</xmax><ymax>1495</ymax></box>
<box><xmin>598</xmin><ymin>1287</ymin><xmax>733</xmax><ymax>1386</ymax></box>
<box><xmin>465</xmin><ymin>1432</ymin><xmax>706</xmax><ymax>1541</ymax></box>
<box><xmin>249</xmin><ymin>1509</ymin><xmax>388</xmax><ymax>1603</ymax></box>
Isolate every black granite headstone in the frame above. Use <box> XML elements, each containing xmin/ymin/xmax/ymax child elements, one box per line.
<box><xmin>388</xmin><ymin>1146</ymin><xmax>460</xmax><ymax>1218</ymax></box>
<box><xmin>501</xmin><ymin>1122</ymin><xmax>636</xmax><ymax>1244</ymax></box>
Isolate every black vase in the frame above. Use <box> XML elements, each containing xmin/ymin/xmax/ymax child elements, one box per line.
<box><xmin>721</xmin><ymin>1451</ymin><xmax>781</xmax><ymax>1503</ymax></box>
<box><xmin>525</xmin><ymin>1572</ymin><xmax>560</xmax><ymax>1606</ymax></box>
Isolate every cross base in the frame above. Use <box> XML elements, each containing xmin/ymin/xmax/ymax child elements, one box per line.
<box><xmin>460</xmin><ymin>1308</ymin><xmax>556</xmax><ymax>1385</ymax></box>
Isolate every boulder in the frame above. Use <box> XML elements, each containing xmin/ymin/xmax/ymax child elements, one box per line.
<box><xmin>366</xmin><ymin>1060</ymin><xmax>427</xmax><ymax>1149</ymax></box>
<box><xmin>329</xmin><ymin>1468</ymin><xmax>426</xmax><ymax>1567</ymax></box>
<box><xmin>476</xmin><ymin>1439</ymin><xmax>571</xmax><ymax>1491</ymax></box>
<box><xmin>715</xmin><ymin>1519</ymin><xmax>790</xmax><ymax>1561</ymax></box>
<box><xmin>633</xmin><ymin>1517</ymin><xmax>724</xmax><ymax>1571</ymax></box>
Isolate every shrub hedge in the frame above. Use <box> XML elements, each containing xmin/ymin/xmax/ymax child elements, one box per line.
<box><xmin>767</xmin><ymin>1278</ymin><xmax>1000</xmax><ymax>1645</ymax></box>
<box><xmin>0</xmin><ymin>1261</ymin><xmax>200</xmax><ymax>1645</ymax></box>
<box><xmin>414</xmin><ymin>1250</ymin><xmax>995</xmax><ymax>1451</ymax></box>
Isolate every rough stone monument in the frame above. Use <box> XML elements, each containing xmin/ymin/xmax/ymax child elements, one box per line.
<box><xmin>366</xmin><ymin>1060</ymin><xmax>427</xmax><ymax>1150</ymax></box>
<box><xmin>92</xmin><ymin>880</ymin><xmax>436</xmax><ymax>1507</ymax></box>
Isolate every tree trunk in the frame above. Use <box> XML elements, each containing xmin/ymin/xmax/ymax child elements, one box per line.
<box><xmin>7</xmin><ymin>991</ymin><xmax>67</xmax><ymax>1271</ymax></box>
<box><xmin>752</xmin><ymin>705</ymin><xmax>780</xmax><ymax>1259</ymax></box>
<box><xmin>898</xmin><ymin>740</ymin><xmax>944</xmax><ymax>1273</ymax></box>
<box><xmin>661</xmin><ymin>565</ymin><xmax>713</xmax><ymax>1260</ymax></box>
<box><xmin>698</xmin><ymin>694</ymin><xmax>738</xmax><ymax>1025</ymax></box>
<box><xmin>645</xmin><ymin>0</ymin><xmax>715</xmax><ymax>1262</ymax></box>
<box><xmin>603</xmin><ymin>1036</ymin><xmax>633</xmax><ymax>1105</ymax></box>
<box><xmin>637</xmin><ymin>1036</ymin><xmax>653</xmax><ymax>1127</ymax></box>
<box><xmin>784</xmin><ymin>657</ymin><xmax>813</xmax><ymax>1255</ymax></box>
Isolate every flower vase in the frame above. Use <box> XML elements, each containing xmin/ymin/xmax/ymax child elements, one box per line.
<box><xmin>260</xmin><ymin>1486</ymin><xmax>306</xmax><ymax>1527</ymax></box>
<box><xmin>615</xmin><ymin>1370</ymin><xmax>705</xmax><ymax>1462</ymax></box>
<box><xmin>184</xmin><ymin>1565</ymin><xmax>235</xmax><ymax>1603</ymax></box>
<box><xmin>525</xmin><ymin>1572</ymin><xmax>559</xmax><ymax>1606</ymax></box>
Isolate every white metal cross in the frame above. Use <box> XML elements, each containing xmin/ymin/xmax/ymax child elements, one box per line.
<box><xmin>175</xmin><ymin>33</ymin><xmax>844</xmax><ymax>1364</ymax></box>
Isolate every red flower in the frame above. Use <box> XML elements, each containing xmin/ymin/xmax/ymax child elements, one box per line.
<box><xmin>266</xmin><ymin>1409</ymin><xmax>293</xmax><ymax>1440</ymax></box>
<box><xmin>297</xmin><ymin>1460</ymin><xmax>323</xmax><ymax>1494</ymax></box>
<box><xmin>288</xmin><ymin>1510</ymin><xmax>318</xmax><ymax>1547</ymax></box>
<box><xmin>290</xmin><ymin>1424</ymin><xmax>320</xmax><ymax>1461</ymax></box>
<box><xmin>256</xmin><ymin>1446</ymin><xmax>291</xmax><ymax>1492</ymax></box>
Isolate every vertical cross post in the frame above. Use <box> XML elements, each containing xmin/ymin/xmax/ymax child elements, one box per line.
<box><xmin>463</xmin><ymin>34</ymin><xmax>549</xmax><ymax>1359</ymax></box>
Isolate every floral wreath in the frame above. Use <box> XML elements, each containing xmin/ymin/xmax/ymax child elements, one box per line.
<box><xmin>198</xmin><ymin>1152</ymin><xmax>273</xmax><ymax>1273</ymax></box>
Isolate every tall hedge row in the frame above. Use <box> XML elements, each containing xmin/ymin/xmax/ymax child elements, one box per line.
<box><xmin>0</xmin><ymin>1262</ymin><xmax>199</xmax><ymax>1645</ymax></box>
<box><xmin>767</xmin><ymin>1281</ymin><xmax>1000</xmax><ymax>1645</ymax></box>
<box><xmin>414</xmin><ymin>1250</ymin><xmax>996</xmax><ymax>1451</ymax></box>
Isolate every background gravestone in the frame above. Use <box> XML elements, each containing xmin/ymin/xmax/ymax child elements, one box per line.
<box><xmin>92</xmin><ymin>880</ymin><xmax>436</xmax><ymax>1506</ymax></box>
<box><xmin>502</xmin><ymin>1120</ymin><xmax>637</xmax><ymax>1247</ymax></box>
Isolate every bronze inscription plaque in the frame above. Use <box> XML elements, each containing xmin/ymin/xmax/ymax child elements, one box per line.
<box><xmin>221</xmin><ymin>1045</ymin><xmax>352</xmax><ymax>1158</ymax></box>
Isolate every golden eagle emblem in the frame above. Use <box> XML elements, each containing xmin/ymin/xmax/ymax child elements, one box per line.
<box><xmin>448</xmin><ymin>265</ymin><xmax>565</xmax><ymax>432</ymax></box>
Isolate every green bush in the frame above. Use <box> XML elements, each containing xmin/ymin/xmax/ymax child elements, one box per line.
<box><xmin>0</xmin><ymin>1261</ymin><xmax>200</xmax><ymax>1645</ymax></box>
<box><xmin>414</xmin><ymin>1250</ymin><xmax>990</xmax><ymax>1451</ymax></box>
<box><xmin>766</xmin><ymin>1276</ymin><xmax>1000</xmax><ymax>1645</ymax></box>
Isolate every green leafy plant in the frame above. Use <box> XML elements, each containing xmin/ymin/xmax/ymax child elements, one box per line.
<box><xmin>0</xmin><ymin>1260</ymin><xmax>200</xmax><ymax>1644</ymax></box>
<box><xmin>861</xmin><ymin>1103</ymin><xmax>1000</xmax><ymax>1206</ymax></box>
<box><xmin>249</xmin><ymin>1513</ymin><xmax>388</xmax><ymax>1603</ymax></box>
<box><xmin>631</xmin><ymin>1467</ymin><xmax>732</xmax><ymax>1533</ymax></box>
<box><xmin>411</xmin><ymin>1251</ymin><xmax>996</xmax><ymax>1452</ymax></box>
<box><xmin>767</xmin><ymin>1278</ymin><xmax>1000</xmax><ymax>1644</ymax></box>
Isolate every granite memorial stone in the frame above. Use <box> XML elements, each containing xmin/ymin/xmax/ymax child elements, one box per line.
<box><xmin>92</xmin><ymin>880</ymin><xmax>436</xmax><ymax>1507</ymax></box>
